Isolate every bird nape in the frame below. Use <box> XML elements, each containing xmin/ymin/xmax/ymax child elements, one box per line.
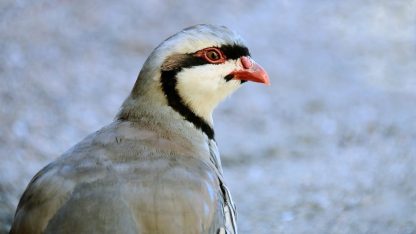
<box><xmin>10</xmin><ymin>24</ymin><xmax>269</xmax><ymax>234</ymax></box>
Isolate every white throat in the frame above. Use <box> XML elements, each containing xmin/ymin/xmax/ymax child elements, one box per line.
<box><xmin>175</xmin><ymin>61</ymin><xmax>241</xmax><ymax>124</ymax></box>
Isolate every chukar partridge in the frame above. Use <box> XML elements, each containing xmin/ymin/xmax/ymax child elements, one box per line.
<box><xmin>10</xmin><ymin>24</ymin><xmax>269</xmax><ymax>234</ymax></box>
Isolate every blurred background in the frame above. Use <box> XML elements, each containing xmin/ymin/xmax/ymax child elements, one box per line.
<box><xmin>1</xmin><ymin>0</ymin><xmax>416</xmax><ymax>233</ymax></box>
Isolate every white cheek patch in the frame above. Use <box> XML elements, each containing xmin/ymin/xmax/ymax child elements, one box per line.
<box><xmin>175</xmin><ymin>60</ymin><xmax>241</xmax><ymax>123</ymax></box>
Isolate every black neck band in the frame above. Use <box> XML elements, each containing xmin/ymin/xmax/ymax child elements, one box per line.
<box><xmin>160</xmin><ymin>69</ymin><xmax>215</xmax><ymax>139</ymax></box>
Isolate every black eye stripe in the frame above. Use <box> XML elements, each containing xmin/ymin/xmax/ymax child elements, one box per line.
<box><xmin>219</xmin><ymin>44</ymin><xmax>250</xmax><ymax>60</ymax></box>
<box><xmin>178</xmin><ymin>56</ymin><xmax>207</xmax><ymax>69</ymax></box>
<box><xmin>161</xmin><ymin>44</ymin><xmax>250</xmax><ymax>72</ymax></box>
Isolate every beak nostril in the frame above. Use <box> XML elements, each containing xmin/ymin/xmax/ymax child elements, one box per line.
<box><xmin>240</xmin><ymin>56</ymin><xmax>252</xmax><ymax>69</ymax></box>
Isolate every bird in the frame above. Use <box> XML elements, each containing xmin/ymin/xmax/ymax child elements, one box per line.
<box><xmin>9</xmin><ymin>24</ymin><xmax>270</xmax><ymax>234</ymax></box>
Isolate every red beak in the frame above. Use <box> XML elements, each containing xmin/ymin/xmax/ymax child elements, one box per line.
<box><xmin>229</xmin><ymin>56</ymin><xmax>270</xmax><ymax>85</ymax></box>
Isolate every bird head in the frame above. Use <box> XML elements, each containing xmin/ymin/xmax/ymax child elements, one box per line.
<box><xmin>119</xmin><ymin>24</ymin><xmax>269</xmax><ymax>139</ymax></box>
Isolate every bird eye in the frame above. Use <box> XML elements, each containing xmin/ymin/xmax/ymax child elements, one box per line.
<box><xmin>204</xmin><ymin>48</ymin><xmax>224</xmax><ymax>63</ymax></box>
<box><xmin>206</xmin><ymin>50</ymin><xmax>220</xmax><ymax>60</ymax></box>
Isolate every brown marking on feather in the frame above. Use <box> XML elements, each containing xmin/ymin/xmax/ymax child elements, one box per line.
<box><xmin>160</xmin><ymin>54</ymin><xmax>192</xmax><ymax>71</ymax></box>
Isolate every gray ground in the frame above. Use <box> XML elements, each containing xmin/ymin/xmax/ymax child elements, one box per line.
<box><xmin>1</xmin><ymin>1</ymin><xmax>416</xmax><ymax>233</ymax></box>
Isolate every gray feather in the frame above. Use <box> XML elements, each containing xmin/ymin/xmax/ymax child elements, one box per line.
<box><xmin>10</xmin><ymin>24</ymin><xmax>241</xmax><ymax>234</ymax></box>
<box><xmin>11</xmin><ymin>120</ymin><xmax>235</xmax><ymax>234</ymax></box>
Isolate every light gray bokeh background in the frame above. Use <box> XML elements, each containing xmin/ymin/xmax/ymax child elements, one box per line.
<box><xmin>1</xmin><ymin>1</ymin><xmax>415</xmax><ymax>233</ymax></box>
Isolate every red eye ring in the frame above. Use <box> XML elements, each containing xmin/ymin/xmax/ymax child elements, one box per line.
<box><xmin>195</xmin><ymin>47</ymin><xmax>226</xmax><ymax>64</ymax></box>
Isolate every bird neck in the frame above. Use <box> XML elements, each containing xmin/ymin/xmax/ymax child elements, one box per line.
<box><xmin>117</xmin><ymin>62</ymin><xmax>216</xmax><ymax>140</ymax></box>
<box><xmin>116</xmin><ymin>92</ymin><xmax>215</xmax><ymax>141</ymax></box>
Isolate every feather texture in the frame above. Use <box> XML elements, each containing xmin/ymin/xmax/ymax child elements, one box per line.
<box><xmin>10</xmin><ymin>24</ymin><xmax>248</xmax><ymax>234</ymax></box>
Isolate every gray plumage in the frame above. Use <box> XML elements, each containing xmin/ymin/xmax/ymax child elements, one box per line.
<box><xmin>10</xmin><ymin>24</ymin><xmax>269</xmax><ymax>234</ymax></box>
